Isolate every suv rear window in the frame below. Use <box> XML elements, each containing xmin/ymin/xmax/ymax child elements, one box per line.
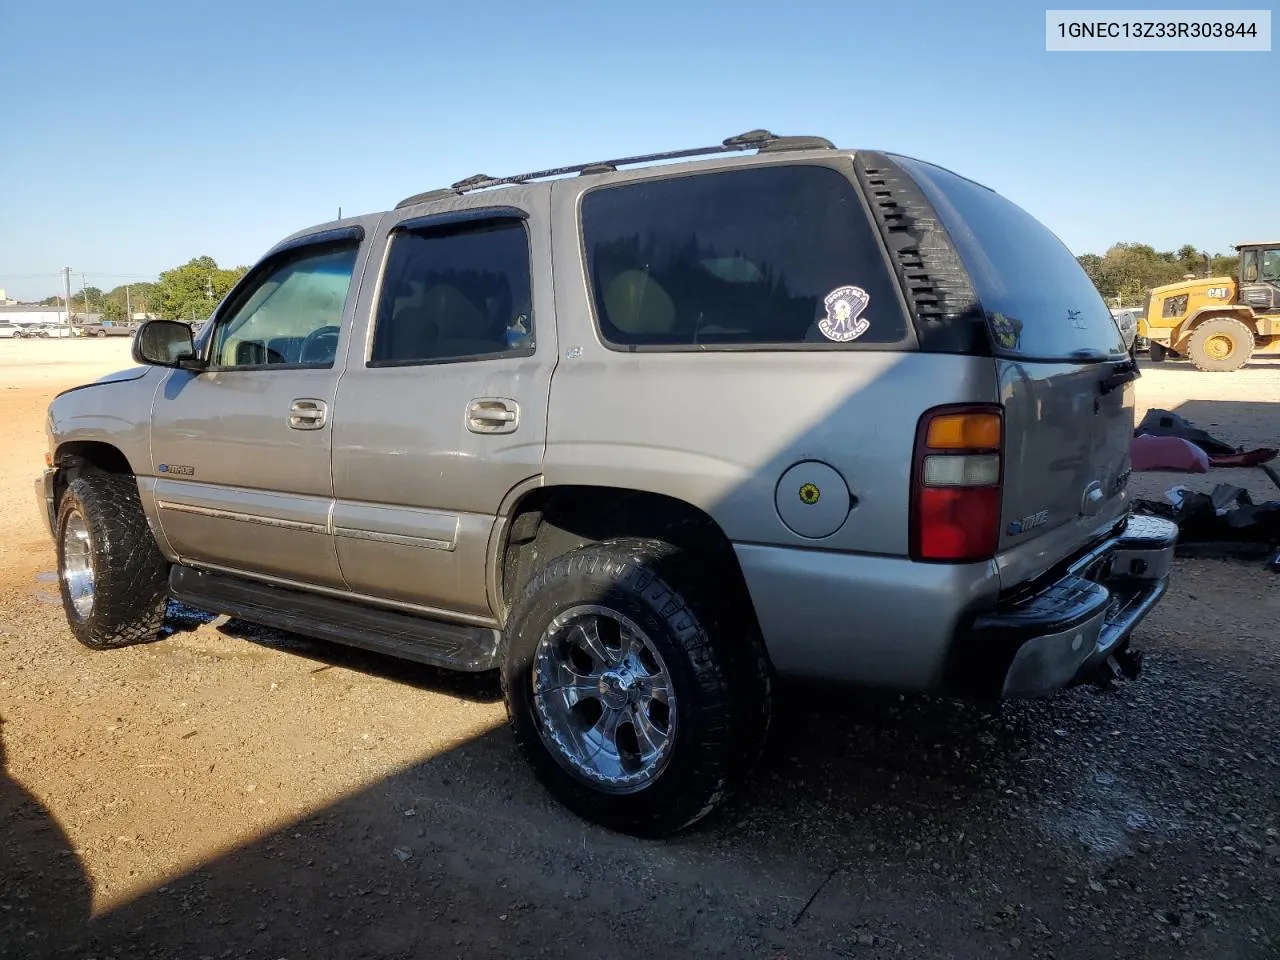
<box><xmin>894</xmin><ymin>157</ymin><xmax>1126</xmax><ymax>361</ymax></box>
<box><xmin>580</xmin><ymin>164</ymin><xmax>908</xmax><ymax>349</ymax></box>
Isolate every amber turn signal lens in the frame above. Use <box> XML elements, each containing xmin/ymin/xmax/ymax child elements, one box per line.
<box><xmin>926</xmin><ymin>413</ymin><xmax>1001</xmax><ymax>450</ymax></box>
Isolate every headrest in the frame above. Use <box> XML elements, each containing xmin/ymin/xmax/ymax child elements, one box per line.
<box><xmin>603</xmin><ymin>270</ymin><xmax>676</xmax><ymax>335</ymax></box>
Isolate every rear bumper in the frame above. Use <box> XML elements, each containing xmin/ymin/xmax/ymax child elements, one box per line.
<box><xmin>737</xmin><ymin>514</ymin><xmax>1177</xmax><ymax>698</ymax></box>
<box><xmin>948</xmin><ymin>514</ymin><xmax>1178</xmax><ymax>698</ymax></box>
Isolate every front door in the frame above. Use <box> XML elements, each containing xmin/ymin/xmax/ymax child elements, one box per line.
<box><xmin>331</xmin><ymin>192</ymin><xmax>555</xmax><ymax>620</ymax></box>
<box><xmin>147</xmin><ymin>231</ymin><xmax>368</xmax><ymax>589</ymax></box>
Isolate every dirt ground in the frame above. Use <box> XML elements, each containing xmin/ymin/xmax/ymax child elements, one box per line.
<box><xmin>1</xmin><ymin>340</ymin><xmax>1277</xmax><ymax>960</ymax></box>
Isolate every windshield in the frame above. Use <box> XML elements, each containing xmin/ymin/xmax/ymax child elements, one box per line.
<box><xmin>895</xmin><ymin>157</ymin><xmax>1126</xmax><ymax>361</ymax></box>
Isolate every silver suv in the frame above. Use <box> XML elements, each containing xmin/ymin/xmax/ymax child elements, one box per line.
<box><xmin>37</xmin><ymin>131</ymin><xmax>1176</xmax><ymax>836</ymax></box>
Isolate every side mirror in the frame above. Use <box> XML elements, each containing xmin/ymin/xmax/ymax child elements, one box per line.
<box><xmin>132</xmin><ymin>319</ymin><xmax>206</xmax><ymax>370</ymax></box>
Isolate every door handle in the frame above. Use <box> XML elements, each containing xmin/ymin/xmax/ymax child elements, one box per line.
<box><xmin>289</xmin><ymin>398</ymin><xmax>328</xmax><ymax>430</ymax></box>
<box><xmin>467</xmin><ymin>398</ymin><xmax>519</xmax><ymax>435</ymax></box>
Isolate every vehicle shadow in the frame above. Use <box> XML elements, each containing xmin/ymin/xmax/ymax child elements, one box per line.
<box><xmin>38</xmin><ymin>679</ymin><xmax>1072</xmax><ymax>960</ymax></box>
<box><xmin>162</xmin><ymin>600</ymin><xmax>503</xmax><ymax>703</ymax></box>
<box><xmin>1167</xmin><ymin>398</ymin><xmax>1280</xmax><ymax>448</ymax></box>
<box><xmin>0</xmin><ymin>719</ymin><xmax>92</xmax><ymax>960</ymax></box>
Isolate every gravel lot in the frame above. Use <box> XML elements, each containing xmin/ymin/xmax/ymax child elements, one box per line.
<box><xmin>1</xmin><ymin>340</ymin><xmax>1277</xmax><ymax>960</ymax></box>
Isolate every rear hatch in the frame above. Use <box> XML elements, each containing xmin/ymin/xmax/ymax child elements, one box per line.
<box><xmin>895</xmin><ymin>157</ymin><xmax>1134</xmax><ymax>589</ymax></box>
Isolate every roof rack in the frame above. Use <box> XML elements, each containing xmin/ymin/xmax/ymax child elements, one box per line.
<box><xmin>394</xmin><ymin>129</ymin><xmax>835</xmax><ymax>209</ymax></box>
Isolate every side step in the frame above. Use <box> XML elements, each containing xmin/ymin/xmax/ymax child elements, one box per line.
<box><xmin>169</xmin><ymin>566</ymin><xmax>500</xmax><ymax>672</ymax></box>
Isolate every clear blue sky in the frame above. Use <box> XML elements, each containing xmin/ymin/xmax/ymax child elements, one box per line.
<box><xmin>0</xmin><ymin>0</ymin><xmax>1274</xmax><ymax>301</ymax></box>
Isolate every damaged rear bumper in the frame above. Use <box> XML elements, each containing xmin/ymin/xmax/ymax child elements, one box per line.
<box><xmin>947</xmin><ymin>515</ymin><xmax>1179</xmax><ymax>699</ymax></box>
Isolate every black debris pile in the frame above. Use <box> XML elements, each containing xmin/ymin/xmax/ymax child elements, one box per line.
<box><xmin>1135</xmin><ymin>408</ymin><xmax>1237</xmax><ymax>455</ymax></box>
<box><xmin>1134</xmin><ymin>484</ymin><xmax>1280</xmax><ymax>566</ymax></box>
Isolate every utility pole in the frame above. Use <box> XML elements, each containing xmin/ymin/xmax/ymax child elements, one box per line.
<box><xmin>62</xmin><ymin>267</ymin><xmax>73</xmax><ymax>324</ymax></box>
<box><xmin>81</xmin><ymin>272</ymin><xmax>90</xmax><ymax>317</ymax></box>
<box><xmin>125</xmin><ymin>285</ymin><xmax>132</xmax><ymax>321</ymax></box>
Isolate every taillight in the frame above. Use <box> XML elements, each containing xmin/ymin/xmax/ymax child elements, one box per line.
<box><xmin>910</xmin><ymin>405</ymin><xmax>1003</xmax><ymax>562</ymax></box>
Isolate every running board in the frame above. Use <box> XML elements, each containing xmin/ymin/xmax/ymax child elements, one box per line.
<box><xmin>168</xmin><ymin>566</ymin><xmax>500</xmax><ymax>672</ymax></box>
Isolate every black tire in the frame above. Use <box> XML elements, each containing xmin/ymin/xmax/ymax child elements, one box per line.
<box><xmin>95</xmin><ymin>330</ymin><xmax>107</xmax><ymax>338</ymax></box>
<box><xmin>501</xmin><ymin>538</ymin><xmax>771</xmax><ymax>837</ymax></box>
<box><xmin>55</xmin><ymin>472</ymin><xmax>169</xmax><ymax>649</ymax></box>
<box><xmin>1187</xmin><ymin>317</ymin><xmax>1254</xmax><ymax>372</ymax></box>
<box><xmin>1148</xmin><ymin>341</ymin><xmax>1167</xmax><ymax>363</ymax></box>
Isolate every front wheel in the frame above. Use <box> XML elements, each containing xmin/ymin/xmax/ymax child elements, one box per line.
<box><xmin>55</xmin><ymin>472</ymin><xmax>170</xmax><ymax>649</ymax></box>
<box><xmin>95</xmin><ymin>330</ymin><xmax>107</xmax><ymax>338</ymax></box>
<box><xmin>501</xmin><ymin>539</ymin><xmax>770</xmax><ymax>837</ymax></box>
<box><xmin>1148</xmin><ymin>341</ymin><xmax>1167</xmax><ymax>363</ymax></box>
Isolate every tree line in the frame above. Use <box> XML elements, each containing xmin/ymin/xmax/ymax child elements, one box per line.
<box><xmin>38</xmin><ymin>256</ymin><xmax>248</xmax><ymax>324</ymax></box>
<box><xmin>1076</xmin><ymin>243</ymin><xmax>1239</xmax><ymax>307</ymax></box>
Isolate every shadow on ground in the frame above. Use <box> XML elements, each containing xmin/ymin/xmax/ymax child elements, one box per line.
<box><xmin>164</xmin><ymin>601</ymin><xmax>503</xmax><ymax>703</ymax></box>
<box><xmin>6</xmin><ymin>621</ymin><xmax>1277</xmax><ymax>960</ymax></box>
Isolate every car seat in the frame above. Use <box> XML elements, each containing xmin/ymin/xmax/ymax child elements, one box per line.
<box><xmin>603</xmin><ymin>270</ymin><xmax>677</xmax><ymax>338</ymax></box>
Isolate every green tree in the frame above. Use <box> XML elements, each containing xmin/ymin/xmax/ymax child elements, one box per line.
<box><xmin>1077</xmin><ymin>242</ymin><xmax>1247</xmax><ymax>307</ymax></box>
<box><xmin>79</xmin><ymin>285</ymin><xmax>103</xmax><ymax>314</ymax></box>
<box><xmin>1076</xmin><ymin>253</ymin><xmax>1105</xmax><ymax>291</ymax></box>
<box><xmin>153</xmin><ymin>256</ymin><xmax>247</xmax><ymax>322</ymax></box>
<box><xmin>1210</xmin><ymin>254</ymin><xmax>1239</xmax><ymax>278</ymax></box>
<box><xmin>100</xmin><ymin>297</ymin><xmax>126</xmax><ymax>323</ymax></box>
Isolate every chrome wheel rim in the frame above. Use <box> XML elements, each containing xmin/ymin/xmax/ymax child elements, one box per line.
<box><xmin>532</xmin><ymin>605</ymin><xmax>677</xmax><ymax>792</ymax></box>
<box><xmin>61</xmin><ymin>510</ymin><xmax>95</xmax><ymax>619</ymax></box>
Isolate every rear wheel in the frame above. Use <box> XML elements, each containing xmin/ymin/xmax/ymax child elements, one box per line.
<box><xmin>501</xmin><ymin>538</ymin><xmax>770</xmax><ymax>837</ymax></box>
<box><xmin>55</xmin><ymin>472</ymin><xmax>169</xmax><ymax>649</ymax></box>
<box><xmin>1147</xmin><ymin>341</ymin><xmax>1167</xmax><ymax>363</ymax></box>
<box><xmin>95</xmin><ymin>329</ymin><xmax>107</xmax><ymax>338</ymax></box>
<box><xmin>1187</xmin><ymin>317</ymin><xmax>1253</xmax><ymax>372</ymax></box>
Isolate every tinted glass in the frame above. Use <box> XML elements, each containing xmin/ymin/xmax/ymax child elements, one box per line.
<box><xmin>211</xmin><ymin>243</ymin><xmax>358</xmax><ymax>368</ymax></box>
<box><xmin>580</xmin><ymin>165</ymin><xmax>907</xmax><ymax>348</ymax></box>
<box><xmin>371</xmin><ymin>220</ymin><xmax>533</xmax><ymax>365</ymax></box>
<box><xmin>896</xmin><ymin>157</ymin><xmax>1126</xmax><ymax>360</ymax></box>
<box><xmin>1261</xmin><ymin>249</ymin><xmax>1280</xmax><ymax>282</ymax></box>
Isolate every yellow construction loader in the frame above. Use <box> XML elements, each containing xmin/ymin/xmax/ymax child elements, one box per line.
<box><xmin>1139</xmin><ymin>241</ymin><xmax>1280</xmax><ymax>371</ymax></box>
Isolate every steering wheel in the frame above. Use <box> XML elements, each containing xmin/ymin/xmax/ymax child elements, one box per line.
<box><xmin>298</xmin><ymin>325</ymin><xmax>340</xmax><ymax>364</ymax></box>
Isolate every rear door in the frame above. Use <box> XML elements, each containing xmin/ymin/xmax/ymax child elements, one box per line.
<box><xmin>330</xmin><ymin>191</ymin><xmax>554</xmax><ymax>620</ymax></box>
<box><xmin>895</xmin><ymin>157</ymin><xmax>1134</xmax><ymax>588</ymax></box>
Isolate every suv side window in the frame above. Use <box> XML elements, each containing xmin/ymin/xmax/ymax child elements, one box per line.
<box><xmin>580</xmin><ymin>164</ymin><xmax>908</xmax><ymax>349</ymax></box>
<box><xmin>210</xmin><ymin>241</ymin><xmax>359</xmax><ymax>369</ymax></box>
<box><xmin>370</xmin><ymin>218</ymin><xmax>533</xmax><ymax>366</ymax></box>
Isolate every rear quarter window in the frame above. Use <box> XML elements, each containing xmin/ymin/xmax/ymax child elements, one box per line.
<box><xmin>894</xmin><ymin>157</ymin><xmax>1126</xmax><ymax>361</ymax></box>
<box><xmin>580</xmin><ymin>164</ymin><xmax>910</xmax><ymax>350</ymax></box>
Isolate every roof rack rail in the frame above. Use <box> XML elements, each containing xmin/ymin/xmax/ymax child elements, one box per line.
<box><xmin>394</xmin><ymin>130</ymin><xmax>834</xmax><ymax>209</ymax></box>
